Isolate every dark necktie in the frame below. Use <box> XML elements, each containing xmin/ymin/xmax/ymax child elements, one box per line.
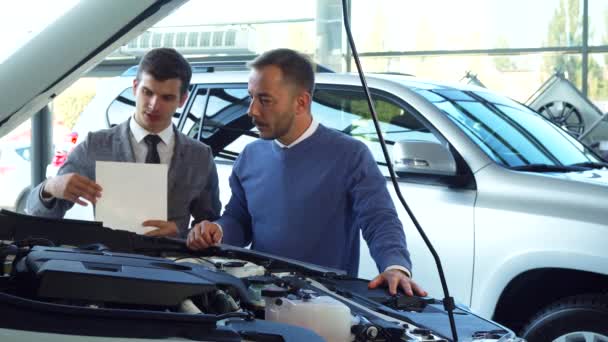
<box><xmin>144</xmin><ymin>134</ymin><xmax>162</xmax><ymax>164</ymax></box>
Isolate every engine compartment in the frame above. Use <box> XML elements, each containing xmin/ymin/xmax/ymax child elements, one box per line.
<box><xmin>2</xmin><ymin>245</ymin><xmax>397</xmax><ymax>341</ymax></box>
<box><xmin>0</xmin><ymin>210</ymin><xmax>517</xmax><ymax>341</ymax></box>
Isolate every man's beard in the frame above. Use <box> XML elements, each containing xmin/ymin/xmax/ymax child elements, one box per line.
<box><xmin>253</xmin><ymin>112</ymin><xmax>295</xmax><ymax>140</ymax></box>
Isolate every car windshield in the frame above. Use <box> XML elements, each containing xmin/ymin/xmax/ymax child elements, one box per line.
<box><xmin>416</xmin><ymin>88</ymin><xmax>602</xmax><ymax>168</ymax></box>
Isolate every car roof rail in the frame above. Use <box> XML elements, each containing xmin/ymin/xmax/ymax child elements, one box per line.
<box><xmin>372</xmin><ymin>71</ymin><xmax>415</xmax><ymax>77</ymax></box>
<box><xmin>191</xmin><ymin>61</ymin><xmax>250</xmax><ymax>73</ymax></box>
<box><xmin>121</xmin><ymin>60</ymin><xmax>334</xmax><ymax>76</ymax></box>
<box><xmin>120</xmin><ymin>61</ymin><xmax>250</xmax><ymax>77</ymax></box>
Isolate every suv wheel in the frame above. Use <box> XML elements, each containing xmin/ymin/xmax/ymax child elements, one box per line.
<box><xmin>521</xmin><ymin>294</ymin><xmax>608</xmax><ymax>342</ymax></box>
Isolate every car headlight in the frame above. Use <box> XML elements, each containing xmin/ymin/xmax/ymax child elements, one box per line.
<box><xmin>497</xmin><ymin>334</ymin><xmax>527</xmax><ymax>342</ymax></box>
<box><xmin>473</xmin><ymin>330</ymin><xmax>526</xmax><ymax>342</ymax></box>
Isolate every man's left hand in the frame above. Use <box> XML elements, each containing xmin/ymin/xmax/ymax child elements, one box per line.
<box><xmin>143</xmin><ymin>220</ymin><xmax>178</xmax><ymax>237</ymax></box>
<box><xmin>368</xmin><ymin>269</ymin><xmax>428</xmax><ymax>296</ymax></box>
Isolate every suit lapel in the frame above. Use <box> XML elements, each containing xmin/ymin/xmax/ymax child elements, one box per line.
<box><xmin>115</xmin><ymin>119</ymin><xmax>136</xmax><ymax>162</ymax></box>
<box><xmin>168</xmin><ymin>126</ymin><xmax>185</xmax><ymax>193</ymax></box>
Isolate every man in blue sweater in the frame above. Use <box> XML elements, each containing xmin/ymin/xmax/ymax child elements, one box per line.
<box><xmin>187</xmin><ymin>48</ymin><xmax>426</xmax><ymax>297</ymax></box>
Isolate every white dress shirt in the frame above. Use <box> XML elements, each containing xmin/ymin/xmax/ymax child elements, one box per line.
<box><xmin>274</xmin><ymin>119</ymin><xmax>319</xmax><ymax>149</ymax></box>
<box><xmin>129</xmin><ymin>117</ymin><xmax>175</xmax><ymax>166</ymax></box>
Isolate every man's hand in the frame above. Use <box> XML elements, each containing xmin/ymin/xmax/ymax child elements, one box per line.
<box><xmin>368</xmin><ymin>269</ymin><xmax>428</xmax><ymax>296</ymax></box>
<box><xmin>187</xmin><ymin>220</ymin><xmax>222</xmax><ymax>250</ymax></box>
<box><xmin>43</xmin><ymin>173</ymin><xmax>102</xmax><ymax>206</ymax></box>
<box><xmin>143</xmin><ymin>220</ymin><xmax>178</xmax><ymax>237</ymax></box>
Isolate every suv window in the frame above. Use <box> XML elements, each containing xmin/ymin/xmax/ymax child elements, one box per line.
<box><xmin>188</xmin><ymin>85</ymin><xmax>443</xmax><ymax>172</ymax></box>
<box><xmin>312</xmin><ymin>87</ymin><xmax>442</xmax><ymax>174</ymax></box>
<box><xmin>181</xmin><ymin>88</ymin><xmax>208</xmax><ymax>138</ymax></box>
<box><xmin>204</xmin><ymin>88</ymin><xmax>258</xmax><ymax>161</ymax></box>
<box><xmin>206</xmin><ymin>89</ymin><xmax>249</xmax><ymax>118</ymax></box>
<box><xmin>188</xmin><ymin>86</ymin><xmax>257</xmax><ymax>159</ymax></box>
<box><xmin>106</xmin><ymin>88</ymin><xmax>136</xmax><ymax>127</ymax></box>
<box><xmin>106</xmin><ymin>87</ymin><xmax>186</xmax><ymax>128</ymax></box>
<box><xmin>426</xmin><ymin>89</ymin><xmax>601</xmax><ymax>167</ymax></box>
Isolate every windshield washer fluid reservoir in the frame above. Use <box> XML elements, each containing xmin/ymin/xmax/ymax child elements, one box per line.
<box><xmin>264</xmin><ymin>295</ymin><xmax>352</xmax><ymax>342</ymax></box>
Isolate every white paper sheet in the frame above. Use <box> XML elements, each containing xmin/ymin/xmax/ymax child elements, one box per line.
<box><xmin>95</xmin><ymin>161</ymin><xmax>167</xmax><ymax>234</ymax></box>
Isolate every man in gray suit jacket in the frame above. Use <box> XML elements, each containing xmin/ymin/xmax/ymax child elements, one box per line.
<box><xmin>26</xmin><ymin>48</ymin><xmax>221</xmax><ymax>238</ymax></box>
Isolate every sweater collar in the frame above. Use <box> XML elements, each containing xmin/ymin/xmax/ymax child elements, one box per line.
<box><xmin>274</xmin><ymin>119</ymin><xmax>319</xmax><ymax>149</ymax></box>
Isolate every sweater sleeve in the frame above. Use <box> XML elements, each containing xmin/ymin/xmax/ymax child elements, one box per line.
<box><xmin>215</xmin><ymin>154</ymin><xmax>253</xmax><ymax>247</ymax></box>
<box><xmin>348</xmin><ymin>144</ymin><xmax>412</xmax><ymax>273</ymax></box>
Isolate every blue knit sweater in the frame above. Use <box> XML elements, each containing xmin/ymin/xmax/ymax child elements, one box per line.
<box><xmin>217</xmin><ymin>124</ymin><xmax>411</xmax><ymax>276</ymax></box>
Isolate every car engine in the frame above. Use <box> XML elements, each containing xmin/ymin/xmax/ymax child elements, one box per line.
<box><xmin>0</xmin><ymin>210</ymin><xmax>523</xmax><ymax>341</ymax></box>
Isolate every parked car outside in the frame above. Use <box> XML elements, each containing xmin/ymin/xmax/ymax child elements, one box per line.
<box><xmin>70</xmin><ymin>66</ymin><xmax>608</xmax><ymax>341</ymax></box>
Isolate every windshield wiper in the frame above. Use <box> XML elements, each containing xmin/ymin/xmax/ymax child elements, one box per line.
<box><xmin>568</xmin><ymin>161</ymin><xmax>608</xmax><ymax>169</ymax></box>
<box><xmin>511</xmin><ymin>164</ymin><xmax>585</xmax><ymax>172</ymax></box>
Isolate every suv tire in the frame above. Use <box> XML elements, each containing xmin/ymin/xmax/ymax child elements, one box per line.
<box><xmin>521</xmin><ymin>293</ymin><xmax>608</xmax><ymax>342</ymax></box>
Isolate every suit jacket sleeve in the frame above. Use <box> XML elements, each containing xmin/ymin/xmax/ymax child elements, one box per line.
<box><xmin>25</xmin><ymin>135</ymin><xmax>94</xmax><ymax>218</ymax></box>
<box><xmin>188</xmin><ymin>146</ymin><xmax>222</xmax><ymax>232</ymax></box>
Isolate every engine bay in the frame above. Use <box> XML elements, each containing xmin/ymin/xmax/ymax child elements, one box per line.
<box><xmin>0</xmin><ymin>210</ymin><xmax>516</xmax><ymax>341</ymax></box>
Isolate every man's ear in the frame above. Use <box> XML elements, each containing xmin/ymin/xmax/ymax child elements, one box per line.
<box><xmin>132</xmin><ymin>78</ymin><xmax>139</xmax><ymax>96</ymax></box>
<box><xmin>179</xmin><ymin>91</ymin><xmax>189</xmax><ymax>108</ymax></box>
<box><xmin>296</xmin><ymin>91</ymin><xmax>312</xmax><ymax>115</ymax></box>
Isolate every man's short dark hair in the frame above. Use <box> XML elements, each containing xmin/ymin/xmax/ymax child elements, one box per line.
<box><xmin>137</xmin><ymin>48</ymin><xmax>192</xmax><ymax>95</ymax></box>
<box><xmin>248</xmin><ymin>48</ymin><xmax>315</xmax><ymax>95</ymax></box>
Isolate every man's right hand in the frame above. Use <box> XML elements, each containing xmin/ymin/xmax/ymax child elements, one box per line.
<box><xmin>187</xmin><ymin>220</ymin><xmax>222</xmax><ymax>250</ymax></box>
<box><xmin>43</xmin><ymin>173</ymin><xmax>102</xmax><ymax>206</ymax></box>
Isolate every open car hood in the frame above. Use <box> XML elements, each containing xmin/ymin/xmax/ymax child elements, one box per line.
<box><xmin>0</xmin><ymin>0</ymin><xmax>186</xmax><ymax>138</ymax></box>
<box><xmin>0</xmin><ymin>210</ymin><xmax>519</xmax><ymax>341</ymax></box>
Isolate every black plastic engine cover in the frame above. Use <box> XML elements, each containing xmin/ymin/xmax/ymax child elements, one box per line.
<box><xmin>14</xmin><ymin>246</ymin><xmax>247</xmax><ymax>307</ymax></box>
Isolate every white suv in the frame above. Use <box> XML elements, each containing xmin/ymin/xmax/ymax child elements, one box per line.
<box><xmin>72</xmin><ymin>65</ymin><xmax>608</xmax><ymax>341</ymax></box>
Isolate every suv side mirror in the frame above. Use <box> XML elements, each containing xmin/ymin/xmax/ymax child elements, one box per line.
<box><xmin>392</xmin><ymin>140</ymin><xmax>457</xmax><ymax>176</ymax></box>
